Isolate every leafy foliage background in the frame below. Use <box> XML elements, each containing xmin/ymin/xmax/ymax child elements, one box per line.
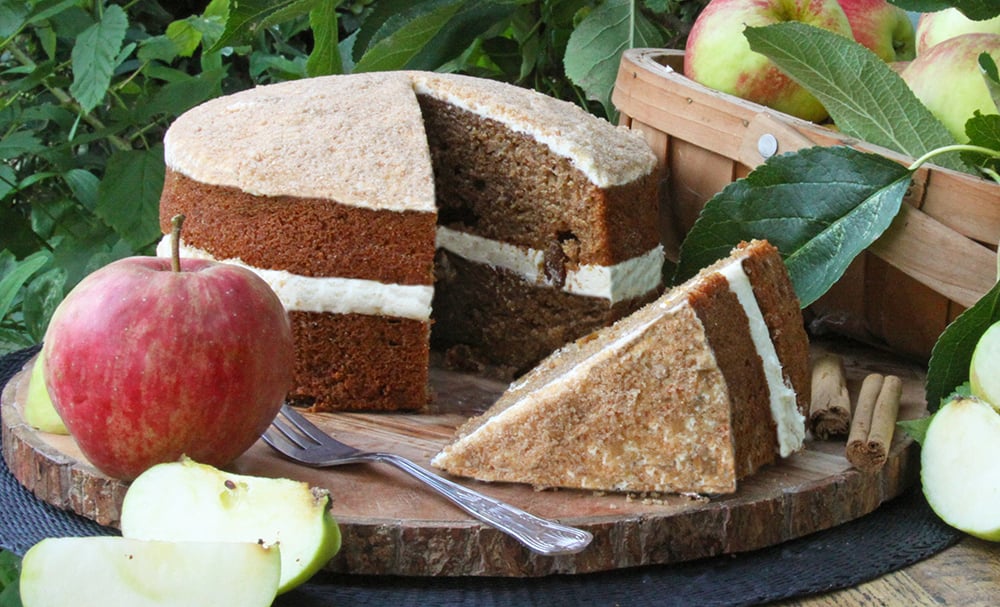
<box><xmin>0</xmin><ymin>0</ymin><xmax>707</xmax><ymax>355</ymax></box>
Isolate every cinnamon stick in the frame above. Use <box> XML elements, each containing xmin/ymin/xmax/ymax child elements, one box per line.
<box><xmin>846</xmin><ymin>374</ymin><xmax>903</xmax><ymax>472</ymax></box>
<box><xmin>808</xmin><ymin>354</ymin><xmax>851</xmax><ymax>439</ymax></box>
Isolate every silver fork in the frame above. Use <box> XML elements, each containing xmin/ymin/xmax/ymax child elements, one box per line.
<box><xmin>262</xmin><ymin>404</ymin><xmax>592</xmax><ymax>556</ymax></box>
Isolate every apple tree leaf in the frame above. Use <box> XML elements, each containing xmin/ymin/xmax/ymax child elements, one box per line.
<box><xmin>94</xmin><ymin>145</ymin><xmax>165</xmax><ymax>250</ymax></box>
<box><xmin>674</xmin><ymin>146</ymin><xmax>911</xmax><ymax>309</ymax></box>
<box><xmin>306</xmin><ymin>4</ymin><xmax>342</xmax><ymax>76</ymax></box>
<box><xmin>207</xmin><ymin>0</ymin><xmax>323</xmax><ymax>53</ymax></box>
<box><xmin>962</xmin><ymin>111</ymin><xmax>1000</xmax><ymax>177</ymax></box>
<box><xmin>69</xmin><ymin>4</ymin><xmax>128</xmax><ymax>113</ymax></box>
<box><xmin>888</xmin><ymin>0</ymin><xmax>999</xmax><ymax>21</ymax></box>
<box><xmin>744</xmin><ymin>22</ymin><xmax>967</xmax><ymax>173</ymax></box>
<box><xmin>926</xmin><ymin>282</ymin><xmax>1000</xmax><ymax>412</ymax></box>
<box><xmin>980</xmin><ymin>53</ymin><xmax>1000</xmax><ymax>115</ymax></box>
<box><xmin>564</xmin><ymin>0</ymin><xmax>664</xmax><ymax>118</ymax></box>
<box><xmin>0</xmin><ymin>251</ymin><xmax>50</xmax><ymax>323</ymax></box>
<box><xmin>353</xmin><ymin>0</ymin><xmax>518</xmax><ymax>73</ymax></box>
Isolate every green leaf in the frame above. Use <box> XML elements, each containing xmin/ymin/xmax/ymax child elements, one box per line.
<box><xmin>0</xmin><ymin>549</ymin><xmax>21</xmax><ymax>607</ymax></box>
<box><xmin>963</xmin><ymin>111</ymin><xmax>1000</xmax><ymax>176</ymax></box>
<box><xmin>980</xmin><ymin>53</ymin><xmax>1000</xmax><ymax>115</ymax></box>
<box><xmin>131</xmin><ymin>68</ymin><xmax>226</xmax><ymax>122</ymax></box>
<box><xmin>62</xmin><ymin>168</ymin><xmax>100</xmax><ymax>212</ymax></box>
<box><xmin>69</xmin><ymin>4</ymin><xmax>129</xmax><ymax>113</ymax></box>
<box><xmin>888</xmin><ymin>0</ymin><xmax>1000</xmax><ymax>20</ymax></box>
<box><xmin>306</xmin><ymin>3</ymin><xmax>342</xmax><ymax>76</ymax></box>
<box><xmin>898</xmin><ymin>384</ymin><xmax>972</xmax><ymax>445</ymax></box>
<box><xmin>744</xmin><ymin>22</ymin><xmax>967</xmax><ymax>173</ymax></box>
<box><xmin>353</xmin><ymin>0</ymin><xmax>464</xmax><ymax>72</ymax></box>
<box><xmin>675</xmin><ymin>146</ymin><xmax>911</xmax><ymax>308</ymax></box>
<box><xmin>926</xmin><ymin>281</ymin><xmax>1000</xmax><ymax>412</ymax></box>
<box><xmin>564</xmin><ymin>0</ymin><xmax>664</xmax><ymax>118</ymax></box>
<box><xmin>0</xmin><ymin>131</ymin><xmax>44</xmax><ymax>160</ymax></box>
<box><xmin>94</xmin><ymin>145</ymin><xmax>165</xmax><ymax>250</ymax></box>
<box><xmin>22</xmin><ymin>266</ymin><xmax>66</xmax><ymax>341</ymax></box>
<box><xmin>0</xmin><ymin>251</ymin><xmax>50</xmax><ymax>322</ymax></box>
<box><xmin>208</xmin><ymin>0</ymin><xmax>322</xmax><ymax>53</ymax></box>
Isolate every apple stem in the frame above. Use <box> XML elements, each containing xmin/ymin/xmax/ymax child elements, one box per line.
<box><xmin>908</xmin><ymin>144</ymin><xmax>1000</xmax><ymax>184</ymax></box>
<box><xmin>170</xmin><ymin>214</ymin><xmax>185</xmax><ymax>273</ymax></box>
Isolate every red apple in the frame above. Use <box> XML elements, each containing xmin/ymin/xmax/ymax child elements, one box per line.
<box><xmin>838</xmin><ymin>0</ymin><xmax>916</xmax><ymax>62</ymax></box>
<box><xmin>900</xmin><ymin>32</ymin><xmax>1000</xmax><ymax>143</ymax></box>
<box><xmin>43</xmin><ymin>219</ymin><xmax>294</xmax><ymax>480</ymax></box>
<box><xmin>684</xmin><ymin>0</ymin><xmax>855</xmax><ymax>122</ymax></box>
<box><xmin>916</xmin><ymin>8</ymin><xmax>1000</xmax><ymax>55</ymax></box>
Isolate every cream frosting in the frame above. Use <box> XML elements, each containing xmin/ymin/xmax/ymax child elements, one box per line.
<box><xmin>158</xmin><ymin>226</ymin><xmax>662</xmax><ymax>320</ymax></box>
<box><xmin>436</xmin><ymin>227</ymin><xmax>663</xmax><ymax>304</ymax></box>
<box><xmin>156</xmin><ymin>238</ymin><xmax>434</xmax><ymax>321</ymax></box>
<box><xmin>719</xmin><ymin>259</ymin><xmax>805</xmax><ymax>457</ymax></box>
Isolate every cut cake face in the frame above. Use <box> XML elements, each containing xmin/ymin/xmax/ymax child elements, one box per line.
<box><xmin>431</xmin><ymin>240</ymin><xmax>810</xmax><ymax>495</ymax></box>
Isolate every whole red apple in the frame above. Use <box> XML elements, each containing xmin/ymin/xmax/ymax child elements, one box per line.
<box><xmin>917</xmin><ymin>8</ymin><xmax>1000</xmax><ymax>55</ymax></box>
<box><xmin>43</xmin><ymin>223</ymin><xmax>294</xmax><ymax>480</ymax></box>
<box><xmin>684</xmin><ymin>0</ymin><xmax>855</xmax><ymax>122</ymax></box>
<box><xmin>838</xmin><ymin>0</ymin><xmax>915</xmax><ymax>62</ymax></box>
<box><xmin>901</xmin><ymin>33</ymin><xmax>1000</xmax><ymax>143</ymax></box>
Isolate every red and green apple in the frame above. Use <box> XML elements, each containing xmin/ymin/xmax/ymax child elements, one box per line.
<box><xmin>684</xmin><ymin>0</ymin><xmax>855</xmax><ymax>122</ymax></box>
<box><xmin>900</xmin><ymin>33</ymin><xmax>1000</xmax><ymax>143</ymax></box>
<box><xmin>43</xmin><ymin>216</ymin><xmax>294</xmax><ymax>480</ymax></box>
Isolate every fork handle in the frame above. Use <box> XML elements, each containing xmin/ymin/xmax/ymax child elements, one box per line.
<box><xmin>374</xmin><ymin>453</ymin><xmax>592</xmax><ymax>556</ymax></box>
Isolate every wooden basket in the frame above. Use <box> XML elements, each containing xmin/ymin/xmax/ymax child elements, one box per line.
<box><xmin>612</xmin><ymin>48</ymin><xmax>1000</xmax><ymax>360</ymax></box>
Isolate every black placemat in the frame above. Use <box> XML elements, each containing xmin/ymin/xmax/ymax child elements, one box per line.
<box><xmin>0</xmin><ymin>346</ymin><xmax>963</xmax><ymax>606</ymax></box>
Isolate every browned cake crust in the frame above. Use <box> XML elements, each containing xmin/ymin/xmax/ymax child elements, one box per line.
<box><xmin>740</xmin><ymin>243</ymin><xmax>811</xmax><ymax>418</ymax></box>
<box><xmin>438</xmin><ymin>301</ymin><xmax>740</xmax><ymax>494</ymax></box>
<box><xmin>160</xmin><ymin>170</ymin><xmax>436</xmax><ymax>286</ymax></box>
<box><xmin>431</xmin><ymin>251</ymin><xmax>657</xmax><ymax>377</ymax></box>
<box><xmin>687</xmin><ymin>272</ymin><xmax>777</xmax><ymax>479</ymax></box>
<box><xmin>286</xmin><ymin>311</ymin><xmax>429</xmax><ymax>411</ymax></box>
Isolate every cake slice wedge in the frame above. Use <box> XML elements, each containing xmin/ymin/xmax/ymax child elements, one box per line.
<box><xmin>431</xmin><ymin>240</ymin><xmax>810</xmax><ymax>495</ymax></box>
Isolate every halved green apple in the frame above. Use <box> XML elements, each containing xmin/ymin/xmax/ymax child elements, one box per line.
<box><xmin>22</xmin><ymin>352</ymin><xmax>67</xmax><ymax>434</ymax></box>
<box><xmin>120</xmin><ymin>458</ymin><xmax>341</xmax><ymax>593</ymax></box>
<box><xmin>20</xmin><ymin>536</ymin><xmax>280</xmax><ymax>607</ymax></box>
<box><xmin>921</xmin><ymin>396</ymin><xmax>1000</xmax><ymax>540</ymax></box>
<box><xmin>971</xmin><ymin>321</ymin><xmax>1000</xmax><ymax>408</ymax></box>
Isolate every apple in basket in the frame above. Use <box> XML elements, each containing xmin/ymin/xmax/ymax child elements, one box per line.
<box><xmin>42</xmin><ymin>215</ymin><xmax>294</xmax><ymax>480</ymax></box>
<box><xmin>916</xmin><ymin>8</ymin><xmax>1000</xmax><ymax>55</ymax></box>
<box><xmin>900</xmin><ymin>33</ymin><xmax>1000</xmax><ymax>143</ymax></box>
<box><xmin>838</xmin><ymin>0</ymin><xmax>916</xmax><ymax>62</ymax></box>
<box><xmin>683</xmin><ymin>0</ymin><xmax>855</xmax><ymax>122</ymax></box>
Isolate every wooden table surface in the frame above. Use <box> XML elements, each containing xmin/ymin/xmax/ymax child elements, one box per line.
<box><xmin>778</xmin><ymin>536</ymin><xmax>1000</xmax><ymax>606</ymax></box>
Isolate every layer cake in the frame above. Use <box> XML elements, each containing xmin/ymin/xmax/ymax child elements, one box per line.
<box><xmin>157</xmin><ymin>71</ymin><xmax>662</xmax><ymax>411</ymax></box>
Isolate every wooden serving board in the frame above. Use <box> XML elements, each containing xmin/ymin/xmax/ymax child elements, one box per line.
<box><xmin>2</xmin><ymin>340</ymin><xmax>927</xmax><ymax>577</ymax></box>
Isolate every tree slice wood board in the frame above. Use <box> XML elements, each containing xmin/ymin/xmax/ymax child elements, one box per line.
<box><xmin>2</xmin><ymin>340</ymin><xmax>927</xmax><ymax>577</ymax></box>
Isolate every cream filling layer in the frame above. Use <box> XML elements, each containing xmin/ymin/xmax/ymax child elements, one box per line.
<box><xmin>719</xmin><ymin>260</ymin><xmax>805</xmax><ymax>457</ymax></box>
<box><xmin>156</xmin><ymin>238</ymin><xmax>434</xmax><ymax>321</ymax></box>
<box><xmin>157</xmin><ymin>229</ymin><xmax>663</xmax><ymax>319</ymax></box>
<box><xmin>435</xmin><ymin>226</ymin><xmax>663</xmax><ymax>303</ymax></box>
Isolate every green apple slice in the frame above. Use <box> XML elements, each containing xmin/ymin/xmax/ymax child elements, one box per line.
<box><xmin>971</xmin><ymin>321</ymin><xmax>1000</xmax><ymax>408</ymax></box>
<box><xmin>921</xmin><ymin>396</ymin><xmax>1000</xmax><ymax>540</ymax></box>
<box><xmin>120</xmin><ymin>458</ymin><xmax>341</xmax><ymax>593</ymax></box>
<box><xmin>20</xmin><ymin>536</ymin><xmax>280</xmax><ymax>607</ymax></box>
<box><xmin>22</xmin><ymin>353</ymin><xmax>68</xmax><ymax>434</ymax></box>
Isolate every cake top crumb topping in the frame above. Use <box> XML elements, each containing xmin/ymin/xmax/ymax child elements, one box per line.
<box><xmin>410</xmin><ymin>72</ymin><xmax>657</xmax><ymax>188</ymax></box>
<box><xmin>164</xmin><ymin>71</ymin><xmax>657</xmax><ymax>210</ymax></box>
<box><xmin>164</xmin><ymin>72</ymin><xmax>437</xmax><ymax>212</ymax></box>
